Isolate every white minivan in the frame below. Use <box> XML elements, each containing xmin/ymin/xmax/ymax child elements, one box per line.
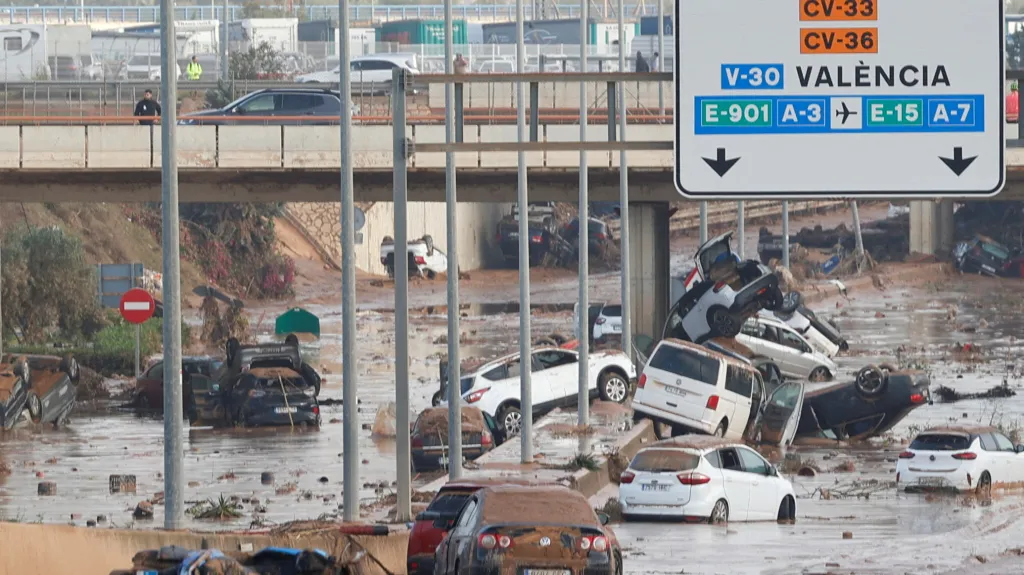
<box><xmin>632</xmin><ymin>339</ymin><xmax>766</xmax><ymax>441</ymax></box>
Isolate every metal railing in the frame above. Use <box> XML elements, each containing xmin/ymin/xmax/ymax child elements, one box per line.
<box><xmin>0</xmin><ymin>4</ymin><xmax>659</xmax><ymax>24</ymax></box>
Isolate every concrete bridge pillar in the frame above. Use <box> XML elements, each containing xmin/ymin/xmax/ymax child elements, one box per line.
<box><xmin>627</xmin><ymin>202</ymin><xmax>671</xmax><ymax>341</ymax></box>
<box><xmin>909</xmin><ymin>199</ymin><xmax>955</xmax><ymax>256</ymax></box>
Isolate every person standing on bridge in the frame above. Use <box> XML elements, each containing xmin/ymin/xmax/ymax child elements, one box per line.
<box><xmin>133</xmin><ymin>89</ymin><xmax>162</xmax><ymax>126</ymax></box>
<box><xmin>186</xmin><ymin>55</ymin><xmax>203</xmax><ymax>81</ymax></box>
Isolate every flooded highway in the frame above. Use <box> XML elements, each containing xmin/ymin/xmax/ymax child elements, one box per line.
<box><xmin>5</xmin><ymin>270</ymin><xmax>1024</xmax><ymax>575</ymax></box>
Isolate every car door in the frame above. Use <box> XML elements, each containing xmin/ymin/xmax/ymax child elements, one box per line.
<box><xmin>736</xmin><ymin>447</ymin><xmax>779</xmax><ymax>520</ymax></box>
<box><xmin>445</xmin><ymin>496</ymin><xmax>481</xmax><ymax>572</ymax></box>
<box><xmin>777</xmin><ymin>325</ymin><xmax>818</xmax><ymax>378</ymax></box>
<box><xmin>279</xmin><ymin>92</ymin><xmax>318</xmax><ymax>124</ymax></box>
<box><xmin>758</xmin><ymin>323</ymin><xmax>803</xmax><ymax>377</ymax></box>
<box><xmin>234</xmin><ymin>93</ymin><xmax>278</xmax><ymax>124</ymax></box>
<box><xmin>716</xmin><ymin>448</ymin><xmax>752</xmax><ymax>521</ymax></box>
<box><xmin>990</xmin><ymin>432</ymin><xmax>1020</xmax><ymax>481</ymax></box>
<box><xmin>532</xmin><ymin>350</ymin><xmax>577</xmax><ymax>406</ymax></box>
<box><xmin>749</xmin><ymin>381</ymin><xmax>804</xmax><ymax>448</ymax></box>
<box><xmin>737</xmin><ymin>318</ymin><xmax>767</xmax><ymax>356</ymax></box>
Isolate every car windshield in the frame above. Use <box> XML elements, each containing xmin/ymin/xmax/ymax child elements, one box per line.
<box><xmin>910</xmin><ymin>433</ymin><xmax>971</xmax><ymax>451</ymax></box>
<box><xmin>630</xmin><ymin>449</ymin><xmax>699</xmax><ymax>472</ymax></box>
<box><xmin>427</xmin><ymin>491</ymin><xmax>472</xmax><ymax>516</ymax></box>
<box><xmin>602</xmin><ymin>305</ymin><xmax>622</xmax><ymax>317</ymax></box>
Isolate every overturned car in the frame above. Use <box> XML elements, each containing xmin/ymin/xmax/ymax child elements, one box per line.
<box><xmin>0</xmin><ymin>354</ymin><xmax>80</xmax><ymax>429</ymax></box>
<box><xmin>670</xmin><ymin>232</ymin><xmax>783</xmax><ymax>343</ymax></box>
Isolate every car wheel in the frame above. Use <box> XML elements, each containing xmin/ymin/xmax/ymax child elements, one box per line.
<box><xmin>713</xmin><ymin>421</ymin><xmax>727</xmax><ymax>437</ymax></box>
<box><xmin>707</xmin><ymin>306</ymin><xmax>742</xmax><ymax>338</ymax></box>
<box><xmin>60</xmin><ymin>355</ymin><xmax>80</xmax><ymax>383</ymax></box>
<box><xmin>855</xmin><ymin>365</ymin><xmax>888</xmax><ymax>397</ymax></box>
<box><xmin>779</xmin><ymin>291</ymin><xmax>802</xmax><ymax>314</ymax></box>
<box><xmin>498</xmin><ymin>405</ymin><xmax>522</xmax><ymax>437</ymax></box>
<box><xmin>653</xmin><ymin>420</ymin><xmax>674</xmax><ymax>440</ymax></box>
<box><xmin>777</xmin><ymin>495</ymin><xmax>796</xmax><ymax>522</ymax></box>
<box><xmin>599</xmin><ymin>371</ymin><xmax>629</xmax><ymax>404</ymax></box>
<box><xmin>976</xmin><ymin>472</ymin><xmax>992</xmax><ymax>499</ymax></box>
<box><xmin>431</xmin><ymin>390</ymin><xmax>444</xmax><ymax>407</ymax></box>
<box><xmin>708</xmin><ymin>499</ymin><xmax>729</xmax><ymax>524</ymax></box>
<box><xmin>27</xmin><ymin>393</ymin><xmax>42</xmax><ymax>424</ymax></box>
<box><xmin>809</xmin><ymin>366</ymin><xmax>831</xmax><ymax>382</ymax></box>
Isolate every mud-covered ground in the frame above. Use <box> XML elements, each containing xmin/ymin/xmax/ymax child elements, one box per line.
<box><xmin>618</xmin><ymin>274</ymin><xmax>1024</xmax><ymax>575</ymax></box>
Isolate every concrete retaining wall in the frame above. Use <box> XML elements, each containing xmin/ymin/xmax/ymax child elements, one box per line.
<box><xmin>285</xmin><ymin>200</ymin><xmax>511</xmax><ymax>274</ymax></box>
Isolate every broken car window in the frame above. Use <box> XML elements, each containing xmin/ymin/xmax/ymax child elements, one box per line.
<box><xmin>648</xmin><ymin>346</ymin><xmax>720</xmax><ymax>386</ymax></box>
<box><xmin>718</xmin><ymin>448</ymin><xmax>742</xmax><ymax>471</ymax></box>
<box><xmin>909</xmin><ymin>434</ymin><xmax>971</xmax><ymax>451</ymax></box>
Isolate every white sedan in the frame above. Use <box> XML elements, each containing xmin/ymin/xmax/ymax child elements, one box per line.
<box><xmin>447</xmin><ymin>347</ymin><xmax>636</xmax><ymax>436</ymax></box>
<box><xmin>896</xmin><ymin>426</ymin><xmax>1024</xmax><ymax>495</ymax></box>
<box><xmin>619</xmin><ymin>436</ymin><xmax>796</xmax><ymax>523</ymax></box>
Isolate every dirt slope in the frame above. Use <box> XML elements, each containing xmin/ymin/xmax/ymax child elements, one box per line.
<box><xmin>0</xmin><ymin>203</ymin><xmax>205</xmax><ymax>296</ymax></box>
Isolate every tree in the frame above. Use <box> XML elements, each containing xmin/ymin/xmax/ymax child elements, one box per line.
<box><xmin>1</xmin><ymin>226</ymin><xmax>106</xmax><ymax>343</ymax></box>
<box><xmin>205</xmin><ymin>41</ymin><xmax>285</xmax><ymax>109</ymax></box>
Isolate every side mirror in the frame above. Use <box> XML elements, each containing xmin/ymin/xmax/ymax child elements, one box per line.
<box><xmin>766</xmin><ymin>465</ymin><xmax>777</xmax><ymax>477</ymax></box>
<box><xmin>596</xmin><ymin>512</ymin><xmax>610</xmax><ymax>526</ymax></box>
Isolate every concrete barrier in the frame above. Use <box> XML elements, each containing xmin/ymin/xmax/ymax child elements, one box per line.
<box><xmin>86</xmin><ymin>125</ymin><xmax>153</xmax><ymax>168</ymax></box>
<box><xmin>547</xmin><ymin>124</ymin><xmax>609</xmax><ymax>168</ymax></box>
<box><xmin>0</xmin><ymin>127</ymin><xmax>21</xmax><ymax>168</ymax></box>
<box><xmin>218</xmin><ymin>126</ymin><xmax>281</xmax><ymax>168</ymax></box>
<box><xmin>283</xmin><ymin>125</ymin><xmax>339</xmax><ymax>168</ymax></box>
<box><xmin>22</xmin><ymin>126</ymin><xmax>86</xmax><ymax>168</ymax></box>
<box><xmin>412</xmin><ymin>124</ymin><xmax>478</xmax><ymax>168</ymax></box>
<box><xmin>611</xmin><ymin>124</ymin><xmax>674</xmax><ymax>169</ymax></box>
<box><xmin>352</xmin><ymin>125</ymin><xmax>400</xmax><ymax>169</ymax></box>
<box><xmin>153</xmin><ymin>125</ymin><xmax>216</xmax><ymax>168</ymax></box>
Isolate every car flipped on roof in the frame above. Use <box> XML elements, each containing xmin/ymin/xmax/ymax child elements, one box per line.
<box><xmin>380</xmin><ymin>234</ymin><xmax>448</xmax><ymax>280</ymax></box>
<box><xmin>447</xmin><ymin>346</ymin><xmax>636</xmax><ymax>437</ymax></box>
<box><xmin>410</xmin><ymin>407</ymin><xmax>506</xmax><ymax>472</ymax></box>
<box><xmin>3</xmin><ymin>354</ymin><xmax>80</xmax><ymax>428</ymax></box>
<box><xmin>896</xmin><ymin>426</ymin><xmax>1024</xmax><ymax>496</ymax></box>
<box><xmin>0</xmin><ymin>357</ymin><xmax>30</xmax><ymax>431</ymax></box>
<box><xmin>952</xmin><ymin>234</ymin><xmax>1024</xmax><ymax>278</ymax></box>
<box><xmin>669</xmin><ymin>232</ymin><xmax>783</xmax><ymax>343</ymax></box>
<box><xmin>619</xmin><ymin>436</ymin><xmax>796</xmax><ymax>523</ymax></box>
<box><xmin>407</xmin><ymin>478</ymin><xmax>560</xmax><ymax>575</ymax></box>
<box><xmin>433</xmin><ymin>485</ymin><xmax>622</xmax><ymax>575</ymax></box>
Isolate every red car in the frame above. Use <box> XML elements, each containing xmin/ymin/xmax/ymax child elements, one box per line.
<box><xmin>407</xmin><ymin>478</ymin><xmax>556</xmax><ymax>575</ymax></box>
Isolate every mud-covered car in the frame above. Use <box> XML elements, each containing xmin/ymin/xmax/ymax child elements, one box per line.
<box><xmin>669</xmin><ymin>232</ymin><xmax>783</xmax><ymax>343</ymax></box>
<box><xmin>952</xmin><ymin>234</ymin><xmax>1024</xmax><ymax>277</ymax></box>
<box><xmin>0</xmin><ymin>357</ymin><xmax>30</xmax><ymax>430</ymax></box>
<box><xmin>2</xmin><ymin>353</ymin><xmax>80</xmax><ymax>427</ymax></box>
<box><xmin>220</xmin><ymin>367</ymin><xmax>321</xmax><ymax>428</ymax></box>
<box><xmin>434</xmin><ymin>485</ymin><xmax>622</xmax><ymax>575</ymax></box>
<box><xmin>112</xmin><ymin>544</ymin><xmax>364</xmax><ymax>575</ymax></box>
<box><xmin>798</xmin><ymin>364</ymin><xmax>931</xmax><ymax>440</ymax></box>
<box><xmin>410</xmin><ymin>406</ymin><xmax>505</xmax><ymax>472</ymax></box>
<box><xmin>128</xmin><ymin>355</ymin><xmax>223</xmax><ymax>413</ymax></box>
<box><xmin>496</xmin><ymin>215</ymin><xmax>555</xmax><ymax>267</ymax></box>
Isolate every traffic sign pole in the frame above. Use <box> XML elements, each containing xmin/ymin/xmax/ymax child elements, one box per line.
<box><xmin>675</xmin><ymin>0</ymin><xmax>1005</xmax><ymax>198</ymax></box>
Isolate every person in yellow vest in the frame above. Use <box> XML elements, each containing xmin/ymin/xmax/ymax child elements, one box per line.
<box><xmin>186</xmin><ymin>55</ymin><xmax>203</xmax><ymax>80</ymax></box>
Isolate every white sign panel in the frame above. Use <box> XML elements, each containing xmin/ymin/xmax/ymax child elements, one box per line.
<box><xmin>674</xmin><ymin>0</ymin><xmax>1005</xmax><ymax>198</ymax></box>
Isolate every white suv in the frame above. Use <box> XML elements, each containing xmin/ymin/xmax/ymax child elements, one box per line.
<box><xmin>452</xmin><ymin>347</ymin><xmax>636</xmax><ymax>436</ymax></box>
<box><xmin>632</xmin><ymin>339</ymin><xmax>804</xmax><ymax>447</ymax></box>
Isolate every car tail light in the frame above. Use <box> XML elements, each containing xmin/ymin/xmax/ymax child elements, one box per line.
<box><xmin>478</xmin><ymin>534</ymin><xmax>497</xmax><ymax>549</ymax></box>
<box><xmin>898</xmin><ymin>451</ymin><xmax>915</xmax><ymax>459</ymax></box>
<box><xmin>596</xmin><ymin>233</ymin><xmax>606</xmax><ymax>240</ymax></box>
<box><xmin>637</xmin><ymin>375</ymin><xmax>646</xmax><ymax>389</ymax></box>
<box><xmin>312</xmin><ymin>406</ymin><xmax>320</xmax><ymax>415</ymax></box>
<box><xmin>713</xmin><ymin>281</ymin><xmax>727</xmax><ymax>293</ymax></box>
<box><xmin>497</xmin><ymin>535</ymin><xmax>512</xmax><ymax>549</ymax></box>
<box><xmin>910</xmin><ymin>393</ymin><xmax>925</xmax><ymax>404</ymax></box>
<box><xmin>481</xmin><ymin>431</ymin><xmax>493</xmax><ymax>446</ymax></box>
<box><xmin>415</xmin><ymin>256</ymin><xmax>426</xmax><ymax>265</ymax></box>
<box><xmin>677</xmin><ymin>472</ymin><xmax>711</xmax><ymax>485</ymax></box>
<box><xmin>756</xmin><ymin>287</ymin><xmax>768</xmax><ymax>296</ymax></box>
<box><xmin>706</xmin><ymin>395</ymin><xmax>719</xmax><ymax>410</ymax></box>
<box><xmin>579</xmin><ymin>535</ymin><xmax>607</xmax><ymax>551</ymax></box>
<box><xmin>411</xmin><ymin>437</ymin><xmax>423</xmax><ymax>448</ymax></box>
<box><xmin>531</xmin><ymin>234</ymin><xmax>542</xmax><ymax>243</ymax></box>
<box><xmin>620</xmin><ymin>471</ymin><xmax>635</xmax><ymax>484</ymax></box>
<box><xmin>465</xmin><ymin>387</ymin><xmax>490</xmax><ymax>404</ymax></box>
<box><xmin>596</xmin><ymin>317</ymin><xmax>606</xmax><ymax>325</ymax></box>
<box><xmin>248</xmin><ymin>389</ymin><xmax>265</xmax><ymax>398</ymax></box>
<box><xmin>684</xmin><ymin>267</ymin><xmax>699</xmax><ymax>287</ymax></box>
<box><xmin>953</xmin><ymin>452</ymin><xmax>978</xmax><ymax>460</ymax></box>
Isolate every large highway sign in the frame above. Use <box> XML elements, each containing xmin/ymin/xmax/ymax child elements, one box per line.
<box><xmin>674</xmin><ymin>0</ymin><xmax>1005</xmax><ymax>199</ymax></box>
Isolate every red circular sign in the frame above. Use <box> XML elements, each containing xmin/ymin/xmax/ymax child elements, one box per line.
<box><xmin>119</xmin><ymin>288</ymin><xmax>156</xmax><ymax>324</ymax></box>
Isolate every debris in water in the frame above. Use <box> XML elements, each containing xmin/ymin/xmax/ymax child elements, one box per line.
<box><xmin>935</xmin><ymin>381</ymin><xmax>1016</xmax><ymax>403</ymax></box>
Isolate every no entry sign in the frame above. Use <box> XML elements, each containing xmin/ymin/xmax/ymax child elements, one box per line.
<box><xmin>119</xmin><ymin>288</ymin><xmax>155</xmax><ymax>324</ymax></box>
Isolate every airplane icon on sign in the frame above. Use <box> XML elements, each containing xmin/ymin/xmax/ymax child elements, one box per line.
<box><xmin>835</xmin><ymin>101</ymin><xmax>858</xmax><ymax>125</ymax></box>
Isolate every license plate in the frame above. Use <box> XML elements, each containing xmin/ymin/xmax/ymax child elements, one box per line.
<box><xmin>641</xmin><ymin>483</ymin><xmax>670</xmax><ymax>492</ymax></box>
<box><xmin>274</xmin><ymin>406</ymin><xmax>298</xmax><ymax>414</ymax></box>
<box><xmin>525</xmin><ymin>570</ymin><xmax>570</xmax><ymax>575</ymax></box>
<box><xmin>664</xmin><ymin>385</ymin><xmax>687</xmax><ymax>397</ymax></box>
<box><xmin>919</xmin><ymin>477</ymin><xmax>945</xmax><ymax>486</ymax></box>
<box><xmin>982</xmin><ymin>264</ymin><xmax>995</xmax><ymax>273</ymax></box>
